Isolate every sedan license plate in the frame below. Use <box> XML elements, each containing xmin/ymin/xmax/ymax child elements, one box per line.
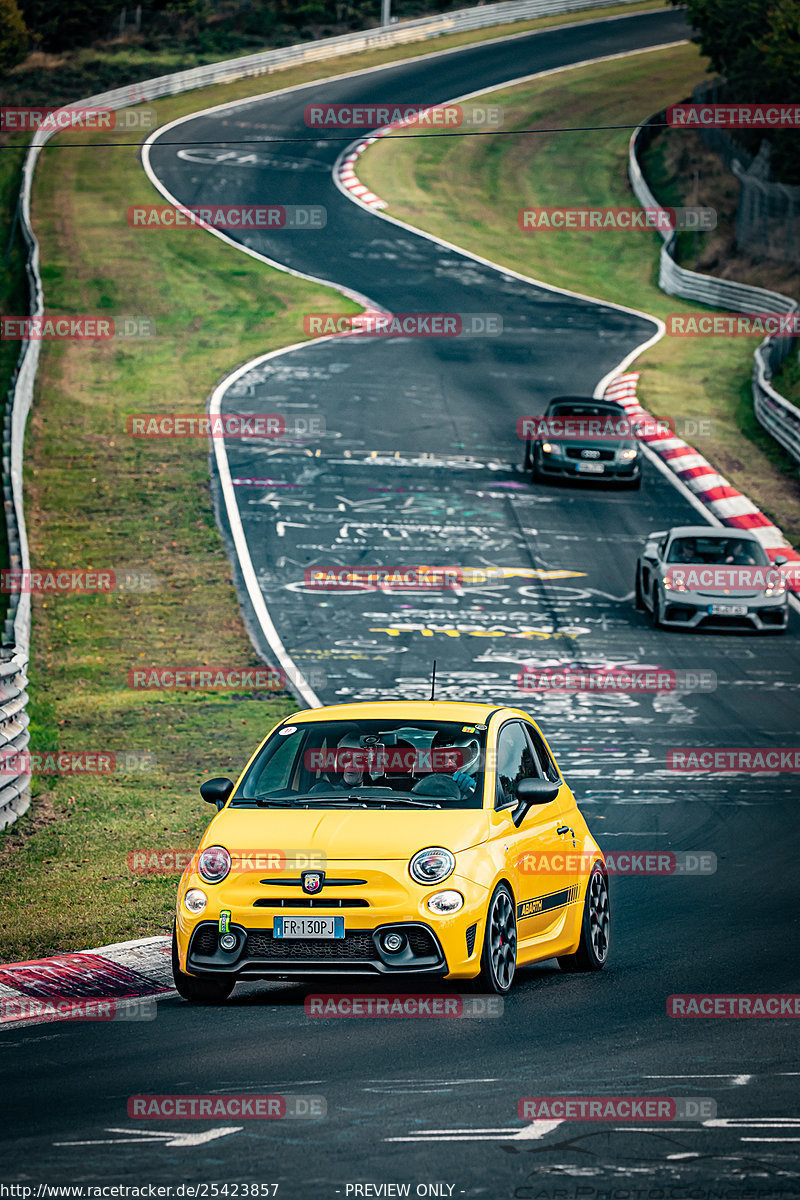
<box><xmin>576</xmin><ymin>461</ymin><xmax>604</xmax><ymax>473</ymax></box>
<box><xmin>273</xmin><ymin>916</ymin><xmax>344</xmax><ymax>939</ymax></box>
<box><xmin>709</xmin><ymin>603</ymin><xmax>748</xmax><ymax>616</ymax></box>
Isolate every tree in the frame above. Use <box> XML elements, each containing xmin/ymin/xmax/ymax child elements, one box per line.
<box><xmin>18</xmin><ymin>0</ymin><xmax>120</xmax><ymax>51</ymax></box>
<box><xmin>673</xmin><ymin>0</ymin><xmax>800</xmax><ymax>180</ymax></box>
<box><xmin>0</xmin><ymin>0</ymin><xmax>28</xmax><ymax>70</ymax></box>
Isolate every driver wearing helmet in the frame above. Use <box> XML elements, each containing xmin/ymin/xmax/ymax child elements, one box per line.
<box><xmin>427</xmin><ymin>732</ymin><xmax>482</xmax><ymax>799</ymax></box>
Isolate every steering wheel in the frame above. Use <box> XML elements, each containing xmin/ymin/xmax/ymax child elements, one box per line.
<box><xmin>411</xmin><ymin>774</ymin><xmax>462</xmax><ymax>800</ymax></box>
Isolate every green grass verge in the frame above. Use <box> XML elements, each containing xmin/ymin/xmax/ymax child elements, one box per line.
<box><xmin>358</xmin><ymin>43</ymin><xmax>800</xmax><ymax>546</ymax></box>
<box><xmin>0</xmin><ymin>1</ymin><xmax>671</xmax><ymax>964</ymax></box>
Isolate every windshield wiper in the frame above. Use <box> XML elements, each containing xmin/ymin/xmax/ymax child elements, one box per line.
<box><xmin>295</xmin><ymin>794</ymin><xmax>442</xmax><ymax>809</ymax></box>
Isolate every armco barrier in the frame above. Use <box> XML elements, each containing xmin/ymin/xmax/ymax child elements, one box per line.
<box><xmin>629</xmin><ymin>112</ymin><xmax>800</xmax><ymax>464</ymax></box>
<box><xmin>3</xmin><ymin>0</ymin><xmax>646</xmax><ymax>830</ymax></box>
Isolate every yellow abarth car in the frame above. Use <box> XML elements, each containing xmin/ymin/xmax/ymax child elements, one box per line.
<box><xmin>172</xmin><ymin>701</ymin><xmax>609</xmax><ymax>1000</ymax></box>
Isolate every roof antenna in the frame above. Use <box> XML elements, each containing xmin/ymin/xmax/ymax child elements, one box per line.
<box><xmin>429</xmin><ymin>659</ymin><xmax>437</xmax><ymax>702</ymax></box>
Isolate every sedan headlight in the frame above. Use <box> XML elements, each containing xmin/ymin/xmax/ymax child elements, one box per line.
<box><xmin>426</xmin><ymin>890</ymin><xmax>464</xmax><ymax>915</ymax></box>
<box><xmin>409</xmin><ymin>847</ymin><xmax>455</xmax><ymax>885</ymax></box>
<box><xmin>618</xmin><ymin>447</ymin><xmax>638</xmax><ymax>461</ymax></box>
<box><xmin>184</xmin><ymin>888</ymin><xmax>207</xmax><ymax>914</ymax></box>
<box><xmin>197</xmin><ymin>845</ymin><xmax>231</xmax><ymax>883</ymax></box>
<box><xmin>541</xmin><ymin>441</ymin><xmax>561</xmax><ymax>456</ymax></box>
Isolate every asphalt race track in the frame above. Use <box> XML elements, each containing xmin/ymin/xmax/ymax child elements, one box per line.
<box><xmin>4</xmin><ymin>9</ymin><xmax>800</xmax><ymax>1197</ymax></box>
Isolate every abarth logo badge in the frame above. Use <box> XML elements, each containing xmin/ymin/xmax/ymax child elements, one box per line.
<box><xmin>302</xmin><ymin>871</ymin><xmax>324</xmax><ymax>894</ymax></box>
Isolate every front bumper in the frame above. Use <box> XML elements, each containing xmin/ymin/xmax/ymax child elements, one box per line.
<box><xmin>537</xmin><ymin>449</ymin><xmax>640</xmax><ymax>482</ymax></box>
<box><xmin>184</xmin><ymin>919</ymin><xmax>455</xmax><ymax>979</ymax></box>
<box><xmin>175</xmin><ymin>865</ymin><xmax>488</xmax><ymax>981</ymax></box>
<box><xmin>660</xmin><ymin>593</ymin><xmax>788</xmax><ymax>631</ymax></box>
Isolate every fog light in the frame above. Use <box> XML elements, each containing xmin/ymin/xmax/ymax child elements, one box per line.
<box><xmin>426</xmin><ymin>890</ymin><xmax>464</xmax><ymax>915</ymax></box>
<box><xmin>381</xmin><ymin>931</ymin><xmax>406</xmax><ymax>954</ymax></box>
<box><xmin>219</xmin><ymin>932</ymin><xmax>237</xmax><ymax>952</ymax></box>
<box><xmin>184</xmin><ymin>888</ymin><xmax>207</xmax><ymax>914</ymax></box>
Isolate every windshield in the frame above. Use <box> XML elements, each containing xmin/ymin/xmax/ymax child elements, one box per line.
<box><xmin>232</xmin><ymin>719</ymin><xmax>488</xmax><ymax>809</ymax></box>
<box><xmin>666</xmin><ymin>536</ymin><xmax>768</xmax><ymax>566</ymax></box>
<box><xmin>547</xmin><ymin>404</ymin><xmax>632</xmax><ymax>439</ymax></box>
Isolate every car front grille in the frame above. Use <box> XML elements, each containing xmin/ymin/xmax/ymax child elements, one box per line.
<box><xmin>190</xmin><ymin>925</ymin><xmax>218</xmax><ymax>956</ymax></box>
<box><xmin>565</xmin><ymin>447</ymin><xmax>615</xmax><ymax>461</ymax></box>
<box><xmin>245</xmin><ymin>930</ymin><xmax>377</xmax><ymax>961</ymax></box>
<box><xmin>406</xmin><ymin>927</ymin><xmax>438</xmax><ymax>957</ymax></box>
<box><xmin>253</xmin><ymin>897</ymin><xmax>369</xmax><ymax>908</ymax></box>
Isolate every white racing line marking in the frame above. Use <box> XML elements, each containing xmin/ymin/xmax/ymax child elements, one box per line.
<box><xmin>55</xmin><ymin>1126</ymin><xmax>242</xmax><ymax>1148</ymax></box>
<box><xmin>141</xmin><ymin>30</ymin><xmax>687</xmax><ymax>706</ymax></box>
<box><xmin>644</xmin><ymin>1073</ymin><xmax>752</xmax><ymax>1085</ymax></box>
<box><xmin>385</xmin><ymin>1119</ymin><xmax>563</xmax><ymax>1142</ymax></box>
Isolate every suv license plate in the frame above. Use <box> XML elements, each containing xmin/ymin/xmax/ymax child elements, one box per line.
<box><xmin>273</xmin><ymin>916</ymin><xmax>344</xmax><ymax>939</ymax></box>
<box><xmin>576</xmin><ymin>461</ymin><xmax>604</xmax><ymax>473</ymax></box>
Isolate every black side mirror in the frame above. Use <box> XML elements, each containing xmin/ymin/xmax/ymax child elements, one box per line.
<box><xmin>200</xmin><ymin>777</ymin><xmax>234</xmax><ymax>810</ymax></box>
<box><xmin>512</xmin><ymin>776</ymin><xmax>560</xmax><ymax>827</ymax></box>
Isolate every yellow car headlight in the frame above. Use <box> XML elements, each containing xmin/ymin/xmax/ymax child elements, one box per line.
<box><xmin>409</xmin><ymin>847</ymin><xmax>455</xmax><ymax>885</ymax></box>
<box><xmin>184</xmin><ymin>887</ymin><xmax>207</xmax><ymax>914</ymax></box>
<box><xmin>426</xmin><ymin>890</ymin><xmax>464</xmax><ymax>915</ymax></box>
<box><xmin>197</xmin><ymin>845</ymin><xmax>231</xmax><ymax>883</ymax></box>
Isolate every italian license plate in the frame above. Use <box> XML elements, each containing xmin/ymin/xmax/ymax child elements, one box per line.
<box><xmin>273</xmin><ymin>916</ymin><xmax>344</xmax><ymax>939</ymax></box>
<box><xmin>576</xmin><ymin>461</ymin><xmax>604</xmax><ymax>473</ymax></box>
<box><xmin>710</xmin><ymin>603</ymin><xmax>747</xmax><ymax>616</ymax></box>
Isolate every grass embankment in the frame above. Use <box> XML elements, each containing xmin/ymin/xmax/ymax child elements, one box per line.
<box><xmin>0</xmin><ymin>0</ymin><xmax>668</xmax><ymax>964</ymax></box>
<box><xmin>358</xmin><ymin>43</ymin><xmax>800</xmax><ymax>545</ymax></box>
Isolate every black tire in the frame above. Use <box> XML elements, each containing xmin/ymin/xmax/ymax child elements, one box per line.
<box><xmin>172</xmin><ymin>922</ymin><xmax>235</xmax><ymax>1003</ymax></box>
<box><xmin>651</xmin><ymin>584</ymin><xmax>664</xmax><ymax>629</ymax></box>
<box><xmin>627</xmin><ymin>475</ymin><xmax>642</xmax><ymax>491</ymax></box>
<box><xmin>634</xmin><ymin>568</ymin><xmax>645</xmax><ymax>611</ymax></box>
<box><xmin>470</xmin><ymin>883</ymin><xmax>517</xmax><ymax>995</ymax></box>
<box><xmin>530</xmin><ymin>447</ymin><xmax>539</xmax><ymax>482</ymax></box>
<box><xmin>524</xmin><ymin>438</ymin><xmax>533</xmax><ymax>471</ymax></box>
<box><xmin>558</xmin><ymin>864</ymin><xmax>610</xmax><ymax>973</ymax></box>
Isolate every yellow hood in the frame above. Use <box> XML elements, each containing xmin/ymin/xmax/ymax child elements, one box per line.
<box><xmin>203</xmin><ymin>806</ymin><xmax>489</xmax><ymax>861</ymax></box>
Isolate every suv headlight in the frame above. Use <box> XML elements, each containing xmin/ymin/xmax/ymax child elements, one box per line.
<box><xmin>409</xmin><ymin>847</ymin><xmax>455</xmax><ymax>885</ymax></box>
<box><xmin>197</xmin><ymin>845</ymin><xmax>231</xmax><ymax>883</ymax></box>
<box><xmin>619</xmin><ymin>447</ymin><xmax>638</xmax><ymax>461</ymax></box>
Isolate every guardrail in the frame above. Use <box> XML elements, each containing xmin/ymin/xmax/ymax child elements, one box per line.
<box><xmin>0</xmin><ymin>0</ymin><xmax>658</xmax><ymax>830</ymax></box>
<box><xmin>629</xmin><ymin>112</ymin><xmax>800</xmax><ymax>464</ymax></box>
